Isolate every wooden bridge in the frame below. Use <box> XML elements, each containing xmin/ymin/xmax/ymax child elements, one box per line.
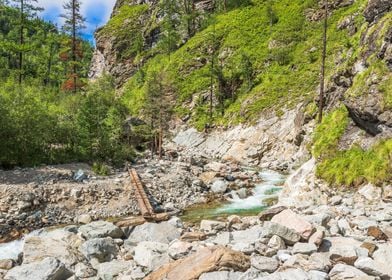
<box><xmin>124</xmin><ymin>166</ymin><xmax>169</xmax><ymax>224</ymax></box>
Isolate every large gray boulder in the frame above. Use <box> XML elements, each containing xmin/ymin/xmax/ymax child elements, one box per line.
<box><xmin>80</xmin><ymin>237</ymin><xmax>118</xmax><ymax>263</ymax></box>
<box><xmin>128</xmin><ymin>221</ymin><xmax>181</xmax><ymax>244</ymax></box>
<box><xmin>5</xmin><ymin>257</ymin><xmax>72</xmax><ymax>280</ymax></box>
<box><xmin>22</xmin><ymin>229</ymin><xmax>83</xmax><ymax>266</ymax></box>
<box><xmin>79</xmin><ymin>221</ymin><xmax>124</xmax><ymax>239</ymax></box>
<box><xmin>133</xmin><ymin>241</ymin><xmax>170</xmax><ymax>272</ymax></box>
<box><xmin>251</xmin><ymin>256</ymin><xmax>279</xmax><ymax>273</ymax></box>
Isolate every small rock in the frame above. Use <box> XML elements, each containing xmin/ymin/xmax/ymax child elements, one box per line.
<box><xmin>367</xmin><ymin>226</ymin><xmax>388</xmax><ymax>240</ymax></box>
<box><xmin>263</xmin><ymin>222</ymin><xmax>301</xmax><ymax>245</ymax></box>
<box><xmin>79</xmin><ymin>221</ymin><xmax>124</xmax><ymax>239</ymax></box>
<box><xmin>80</xmin><ymin>237</ymin><xmax>118</xmax><ymax>263</ymax></box>
<box><xmin>354</xmin><ymin>257</ymin><xmax>389</xmax><ymax>277</ymax></box>
<box><xmin>292</xmin><ymin>242</ymin><xmax>317</xmax><ymax>255</ymax></box>
<box><xmin>330</xmin><ymin>195</ymin><xmax>342</xmax><ymax>205</ymax></box>
<box><xmin>271</xmin><ymin>209</ymin><xmax>314</xmax><ymax>240</ymax></box>
<box><xmin>200</xmin><ymin>220</ymin><xmax>226</xmax><ymax>233</ymax></box>
<box><xmin>309</xmin><ymin>229</ymin><xmax>324</xmax><ymax>246</ymax></box>
<box><xmin>77</xmin><ymin>214</ymin><xmax>92</xmax><ymax>224</ymax></box>
<box><xmin>329</xmin><ymin>264</ymin><xmax>368</xmax><ymax>279</ymax></box>
<box><xmin>267</xmin><ymin>235</ymin><xmax>286</xmax><ymax>250</ymax></box>
<box><xmin>250</xmin><ymin>256</ymin><xmax>279</xmax><ymax>273</ymax></box>
<box><xmin>0</xmin><ymin>260</ymin><xmax>14</xmax><ymax>270</ymax></box>
<box><xmin>258</xmin><ymin>206</ymin><xmax>287</xmax><ymax>221</ymax></box>
<box><xmin>168</xmin><ymin>241</ymin><xmax>193</xmax><ymax>260</ymax></box>
<box><xmin>211</xmin><ymin>180</ymin><xmax>228</xmax><ymax>194</ymax></box>
<box><xmin>358</xmin><ymin>183</ymin><xmax>382</xmax><ymax>201</ymax></box>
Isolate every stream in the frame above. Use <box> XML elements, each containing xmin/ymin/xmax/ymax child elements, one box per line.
<box><xmin>181</xmin><ymin>169</ymin><xmax>286</xmax><ymax>223</ymax></box>
<box><xmin>0</xmin><ymin>169</ymin><xmax>286</xmax><ymax>261</ymax></box>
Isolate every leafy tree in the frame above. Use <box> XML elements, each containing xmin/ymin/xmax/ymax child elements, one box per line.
<box><xmin>61</xmin><ymin>0</ymin><xmax>86</xmax><ymax>93</ymax></box>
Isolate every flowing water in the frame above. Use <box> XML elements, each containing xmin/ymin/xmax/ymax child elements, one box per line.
<box><xmin>182</xmin><ymin>170</ymin><xmax>286</xmax><ymax>223</ymax></box>
<box><xmin>0</xmin><ymin>229</ymin><xmax>44</xmax><ymax>260</ymax></box>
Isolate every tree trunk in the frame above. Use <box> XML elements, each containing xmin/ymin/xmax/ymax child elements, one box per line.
<box><xmin>72</xmin><ymin>0</ymin><xmax>77</xmax><ymax>93</ymax></box>
<box><xmin>18</xmin><ymin>0</ymin><xmax>24</xmax><ymax>85</ymax></box>
<box><xmin>318</xmin><ymin>0</ymin><xmax>328</xmax><ymax>123</ymax></box>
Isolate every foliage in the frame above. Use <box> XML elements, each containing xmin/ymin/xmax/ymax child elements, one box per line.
<box><xmin>312</xmin><ymin>106</ymin><xmax>349</xmax><ymax>159</ymax></box>
<box><xmin>92</xmin><ymin>162</ymin><xmax>111</xmax><ymax>176</ymax></box>
<box><xmin>317</xmin><ymin>140</ymin><xmax>392</xmax><ymax>186</ymax></box>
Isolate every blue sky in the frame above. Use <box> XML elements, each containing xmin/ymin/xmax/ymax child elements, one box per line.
<box><xmin>38</xmin><ymin>0</ymin><xmax>117</xmax><ymax>43</ymax></box>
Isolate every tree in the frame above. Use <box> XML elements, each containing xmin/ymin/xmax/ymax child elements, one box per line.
<box><xmin>159</xmin><ymin>0</ymin><xmax>180</xmax><ymax>60</ymax></box>
<box><xmin>143</xmin><ymin>69</ymin><xmax>173</xmax><ymax>158</ymax></box>
<box><xmin>11</xmin><ymin>0</ymin><xmax>42</xmax><ymax>84</ymax></box>
<box><xmin>61</xmin><ymin>0</ymin><xmax>85</xmax><ymax>93</ymax></box>
<box><xmin>181</xmin><ymin>0</ymin><xmax>197</xmax><ymax>39</ymax></box>
<box><xmin>318</xmin><ymin>0</ymin><xmax>328</xmax><ymax>123</ymax></box>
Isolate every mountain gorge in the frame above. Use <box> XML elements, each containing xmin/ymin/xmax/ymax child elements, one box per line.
<box><xmin>91</xmin><ymin>0</ymin><xmax>391</xmax><ymax>187</ymax></box>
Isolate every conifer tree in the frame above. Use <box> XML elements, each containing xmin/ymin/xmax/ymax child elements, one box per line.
<box><xmin>61</xmin><ymin>0</ymin><xmax>85</xmax><ymax>93</ymax></box>
<box><xmin>11</xmin><ymin>0</ymin><xmax>42</xmax><ymax>84</ymax></box>
<box><xmin>318</xmin><ymin>0</ymin><xmax>328</xmax><ymax>123</ymax></box>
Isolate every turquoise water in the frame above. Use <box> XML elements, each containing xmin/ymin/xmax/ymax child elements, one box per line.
<box><xmin>182</xmin><ymin>170</ymin><xmax>285</xmax><ymax>223</ymax></box>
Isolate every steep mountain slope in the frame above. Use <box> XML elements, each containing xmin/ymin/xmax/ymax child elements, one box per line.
<box><xmin>91</xmin><ymin>0</ymin><xmax>391</xmax><ymax>186</ymax></box>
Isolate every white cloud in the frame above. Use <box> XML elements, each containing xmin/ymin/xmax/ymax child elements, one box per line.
<box><xmin>37</xmin><ymin>0</ymin><xmax>116</xmax><ymax>34</ymax></box>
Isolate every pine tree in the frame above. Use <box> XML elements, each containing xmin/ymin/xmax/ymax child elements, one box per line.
<box><xmin>61</xmin><ymin>0</ymin><xmax>85</xmax><ymax>93</ymax></box>
<box><xmin>10</xmin><ymin>0</ymin><xmax>42</xmax><ymax>84</ymax></box>
<box><xmin>159</xmin><ymin>0</ymin><xmax>180</xmax><ymax>60</ymax></box>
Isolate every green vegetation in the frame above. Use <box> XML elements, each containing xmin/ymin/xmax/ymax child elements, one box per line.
<box><xmin>313</xmin><ymin>107</ymin><xmax>392</xmax><ymax>186</ymax></box>
<box><xmin>120</xmin><ymin>0</ymin><xmax>370</xmax><ymax>129</ymax></box>
<box><xmin>312</xmin><ymin>106</ymin><xmax>349</xmax><ymax>159</ymax></box>
<box><xmin>317</xmin><ymin>140</ymin><xmax>392</xmax><ymax>186</ymax></box>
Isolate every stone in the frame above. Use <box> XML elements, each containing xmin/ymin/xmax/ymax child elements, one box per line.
<box><xmin>22</xmin><ymin>229</ymin><xmax>83</xmax><ymax>266</ymax></box>
<box><xmin>337</xmin><ymin>218</ymin><xmax>352</xmax><ymax>236</ymax></box>
<box><xmin>271</xmin><ymin>209</ymin><xmax>314</xmax><ymax>239</ymax></box>
<box><xmin>80</xmin><ymin>237</ymin><xmax>118</xmax><ymax>263</ymax></box>
<box><xmin>330</xmin><ymin>195</ymin><xmax>342</xmax><ymax>205</ymax></box>
<box><xmin>5</xmin><ymin>257</ymin><xmax>73</xmax><ymax>280</ymax></box>
<box><xmin>263</xmin><ymin>221</ymin><xmax>301</xmax><ymax>245</ymax></box>
<box><xmin>210</xmin><ymin>231</ymin><xmax>231</xmax><ymax>246</ymax></box>
<box><xmin>307</xmin><ymin>253</ymin><xmax>332</xmax><ymax>272</ymax></box>
<box><xmin>200</xmin><ymin>220</ymin><xmax>226</xmax><ymax>233</ymax></box>
<box><xmin>77</xmin><ymin>214</ymin><xmax>92</xmax><ymax>224</ymax></box>
<box><xmin>304</xmin><ymin>213</ymin><xmax>331</xmax><ymax>227</ymax></box>
<box><xmin>128</xmin><ymin>221</ymin><xmax>181</xmax><ymax>244</ymax></box>
<box><xmin>180</xmin><ymin>231</ymin><xmax>207</xmax><ymax>242</ymax></box>
<box><xmin>358</xmin><ymin>183</ymin><xmax>382</xmax><ymax>201</ymax></box>
<box><xmin>168</xmin><ymin>241</ymin><xmax>193</xmax><ymax>260</ymax></box>
<box><xmin>0</xmin><ymin>260</ymin><xmax>14</xmax><ymax>270</ymax></box>
<box><xmin>199</xmin><ymin>271</ymin><xmax>243</xmax><ymax>280</ymax></box>
<box><xmin>144</xmin><ymin>246</ymin><xmax>250</xmax><ymax>280</ymax></box>
<box><xmin>382</xmin><ymin>185</ymin><xmax>392</xmax><ymax>200</ymax></box>
<box><xmin>211</xmin><ymin>180</ymin><xmax>228</xmax><ymax>194</ymax></box>
<box><xmin>251</xmin><ymin>256</ymin><xmax>279</xmax><ymax>273</ymax></box>
<box><xmin>267</xmin><ymin>235</ymin><xmax>286</xmax><ymax>250</ymax></box>
<box><xmin>329</xmin><ymin>264</ymin><xmax>368</xmax><ymax>279</ymax></box>
<box><xmin>292</xmin><ymin>242</ymin><xmax>317</xmax><ymax>255</ymax></box>
<box><xmin>231</xmin><ymin>226</ymin><xmax>265</xmax><ymax>244</ymax></box>
<box><xmin>231</xmin><ymin>242</ymin><xmax>255</xmax><ymax>255</ymax></box>
<box><xmin>134</xmin><ymin>241</ymin><xmax>170</xmax><ymax>272</ymax></box>
<box><xmin>367</xmin><ymin>226</ymin><xmax>388</xmax><ymax>240</ymax></box>
<box><xmin>74</xmin><ymin>263</ymin><xmax>96</xmax><ymax>278</ymax></box>
<box><xmin>96</xmin><ymin>260</ymin><xmax>134</xmax><ymax>280</ymax></box>
<box><xmin>373</xmin><ymin>244</ymin><xmax>392</xmax><ymax>275</ymax></box>
<box><xmin>79</xmin><ymin>221</ymin><xmax>124</xmax><ymax>239</ymax></box>
<box><xmin>330</xmin><ymin>245</ymin><xmax>358</xmax><ymax>265</ymax></box>
<box><xmin>256</xmin><ymin>268</ymin><xmax>312</xmax><ymax>279</ymax></box>
<box><xmin>364</xmin><ymin>0</ymin><xmax>392</xmax><ymax>23</ymax></box>
<box><xmin>258</xmin><ymin>206</ymin><xmax>287</xmax><ymax>221</ymax></box>
<box><xmin>361</xmin><ymin>242</ymin><xmax>377</xmax><ymax>256</ymax></box>
<box><xmin>308</xmin><ymin>270</ymin><xmax>329</xmax><ymax>280</ymax></box>
<box><xmin>309</xmin><ymin>229</ymin><xmax>324</xmax><ymax>246</ymax></box>
<box><xmin>354</xmin><ymin>257</ymin><xmax>389</xmax><ymax>277</ymax></box>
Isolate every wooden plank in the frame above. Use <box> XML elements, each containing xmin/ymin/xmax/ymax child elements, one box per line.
<box><xmin>127</xmin><ymin>167</ymin><xmax>154</xmax><ymax>217</ymax></box>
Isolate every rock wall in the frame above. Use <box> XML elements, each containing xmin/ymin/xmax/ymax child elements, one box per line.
<box><xmin>170</xmin><ymin>105</ymin><xmax>314</xmax><ymax>171</ymax></box>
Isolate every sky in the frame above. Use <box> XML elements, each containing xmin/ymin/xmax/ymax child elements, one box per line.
<box><xmin>37</xmin><ymin>0</ymin><xmax>117</xmax><ymax>43</ymax></box>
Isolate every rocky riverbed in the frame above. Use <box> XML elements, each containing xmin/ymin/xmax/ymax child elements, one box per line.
<box><xmin>1</xmin><ymin>178</ymin><xmax>392</xmax><ymax>280</ymax></box>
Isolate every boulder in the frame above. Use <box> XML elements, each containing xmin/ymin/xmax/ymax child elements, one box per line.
<box><xmin>211</xmin><ymin>180</ymin><xmax>228</xmax><ymax>194</ymax></box>
<box><xmin>271</xmin><ymin>209</ymin><xmax>314</xmax><ymax>239</ymax></box>
<box><xmin>329</xmin><ymin>264</ymin><xmax>369</xmax><ymax>279</ymax></box>
<box><xmin>22</xmin><ymin>229</ymin><xmax>83</xmax><ymax>266</ymax></box>
<box><xmin>367</xmin><ymin>226</ymin><xmax>388</xmax><ymax>240</ymax></box>
<box><xmin>373</xmin><ymin>244</ymin><xmax>392</xmax><ymax>275</ymax></box>
<box><xmin>128</xmin><ymin>221</ymin><xmax>181</xmax><ymax>244</ymax></box>
<box><xmin>5</xmin><ymin>257</ymin><xmax>73</xmax><ymax>280</ymax></box>
<box><xmin>231</xmin><ymin>226</ymin><xmax>265</xmax><ymax>244</ymax></box>
<box><xmin>267</xmin><ymin>235</ymin><xmax>286</xmax><ymax>250</ymax></box>
<box><xmin>250</xmin><ymin>256</ymin><xmax>279</xmax><ymax>273</ymax></box>
<box><xmin>263</xmin><ymin>222</ymin><xmax>301</xmax><ymax>245</ymax></box>
<box><xmin>80</xmin><ymin>237</ymin><xmax>118</xmax><ymax>263</ymax></box>
<box><xmin>144</xmin><ymin>246</ymin><xmax>250</xmax><ymax>280</ymax></box>
<box><xmin>364</xmin><ymin>0</ymin><xmax>392</xmax><ymax>23</ymax></box>
<box><xmin>0</xmin><ymin>260</ymin><xmax>14</xmax><ymax>270</ymax></box>
<box><xmin>354</xmin><ymin>257</ymin><xmax>389</xmax><ymax>277</ymax></box>
<box><xmin>79</xmin><ymin>221</ymin><xmax>124</xmax><ymax>239</ymax></box>
<box><xmin>180</xmin><ymin>231</ymin><xmax>207</xmax><ymax>242</ymax></box>
<box><xmin>74</xmin><ymin>263</ymin><xmax>96</xmax><ymax>278</ymax></box>
<box><xmin>309</xmin><ymin>229</ymin><xmax>324</xmax><ymax>246</ymax></box>
<box><xmin>134</xmin><ymin>241</ymin><xmax>170</xmax><ymax>272</ymax></box>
